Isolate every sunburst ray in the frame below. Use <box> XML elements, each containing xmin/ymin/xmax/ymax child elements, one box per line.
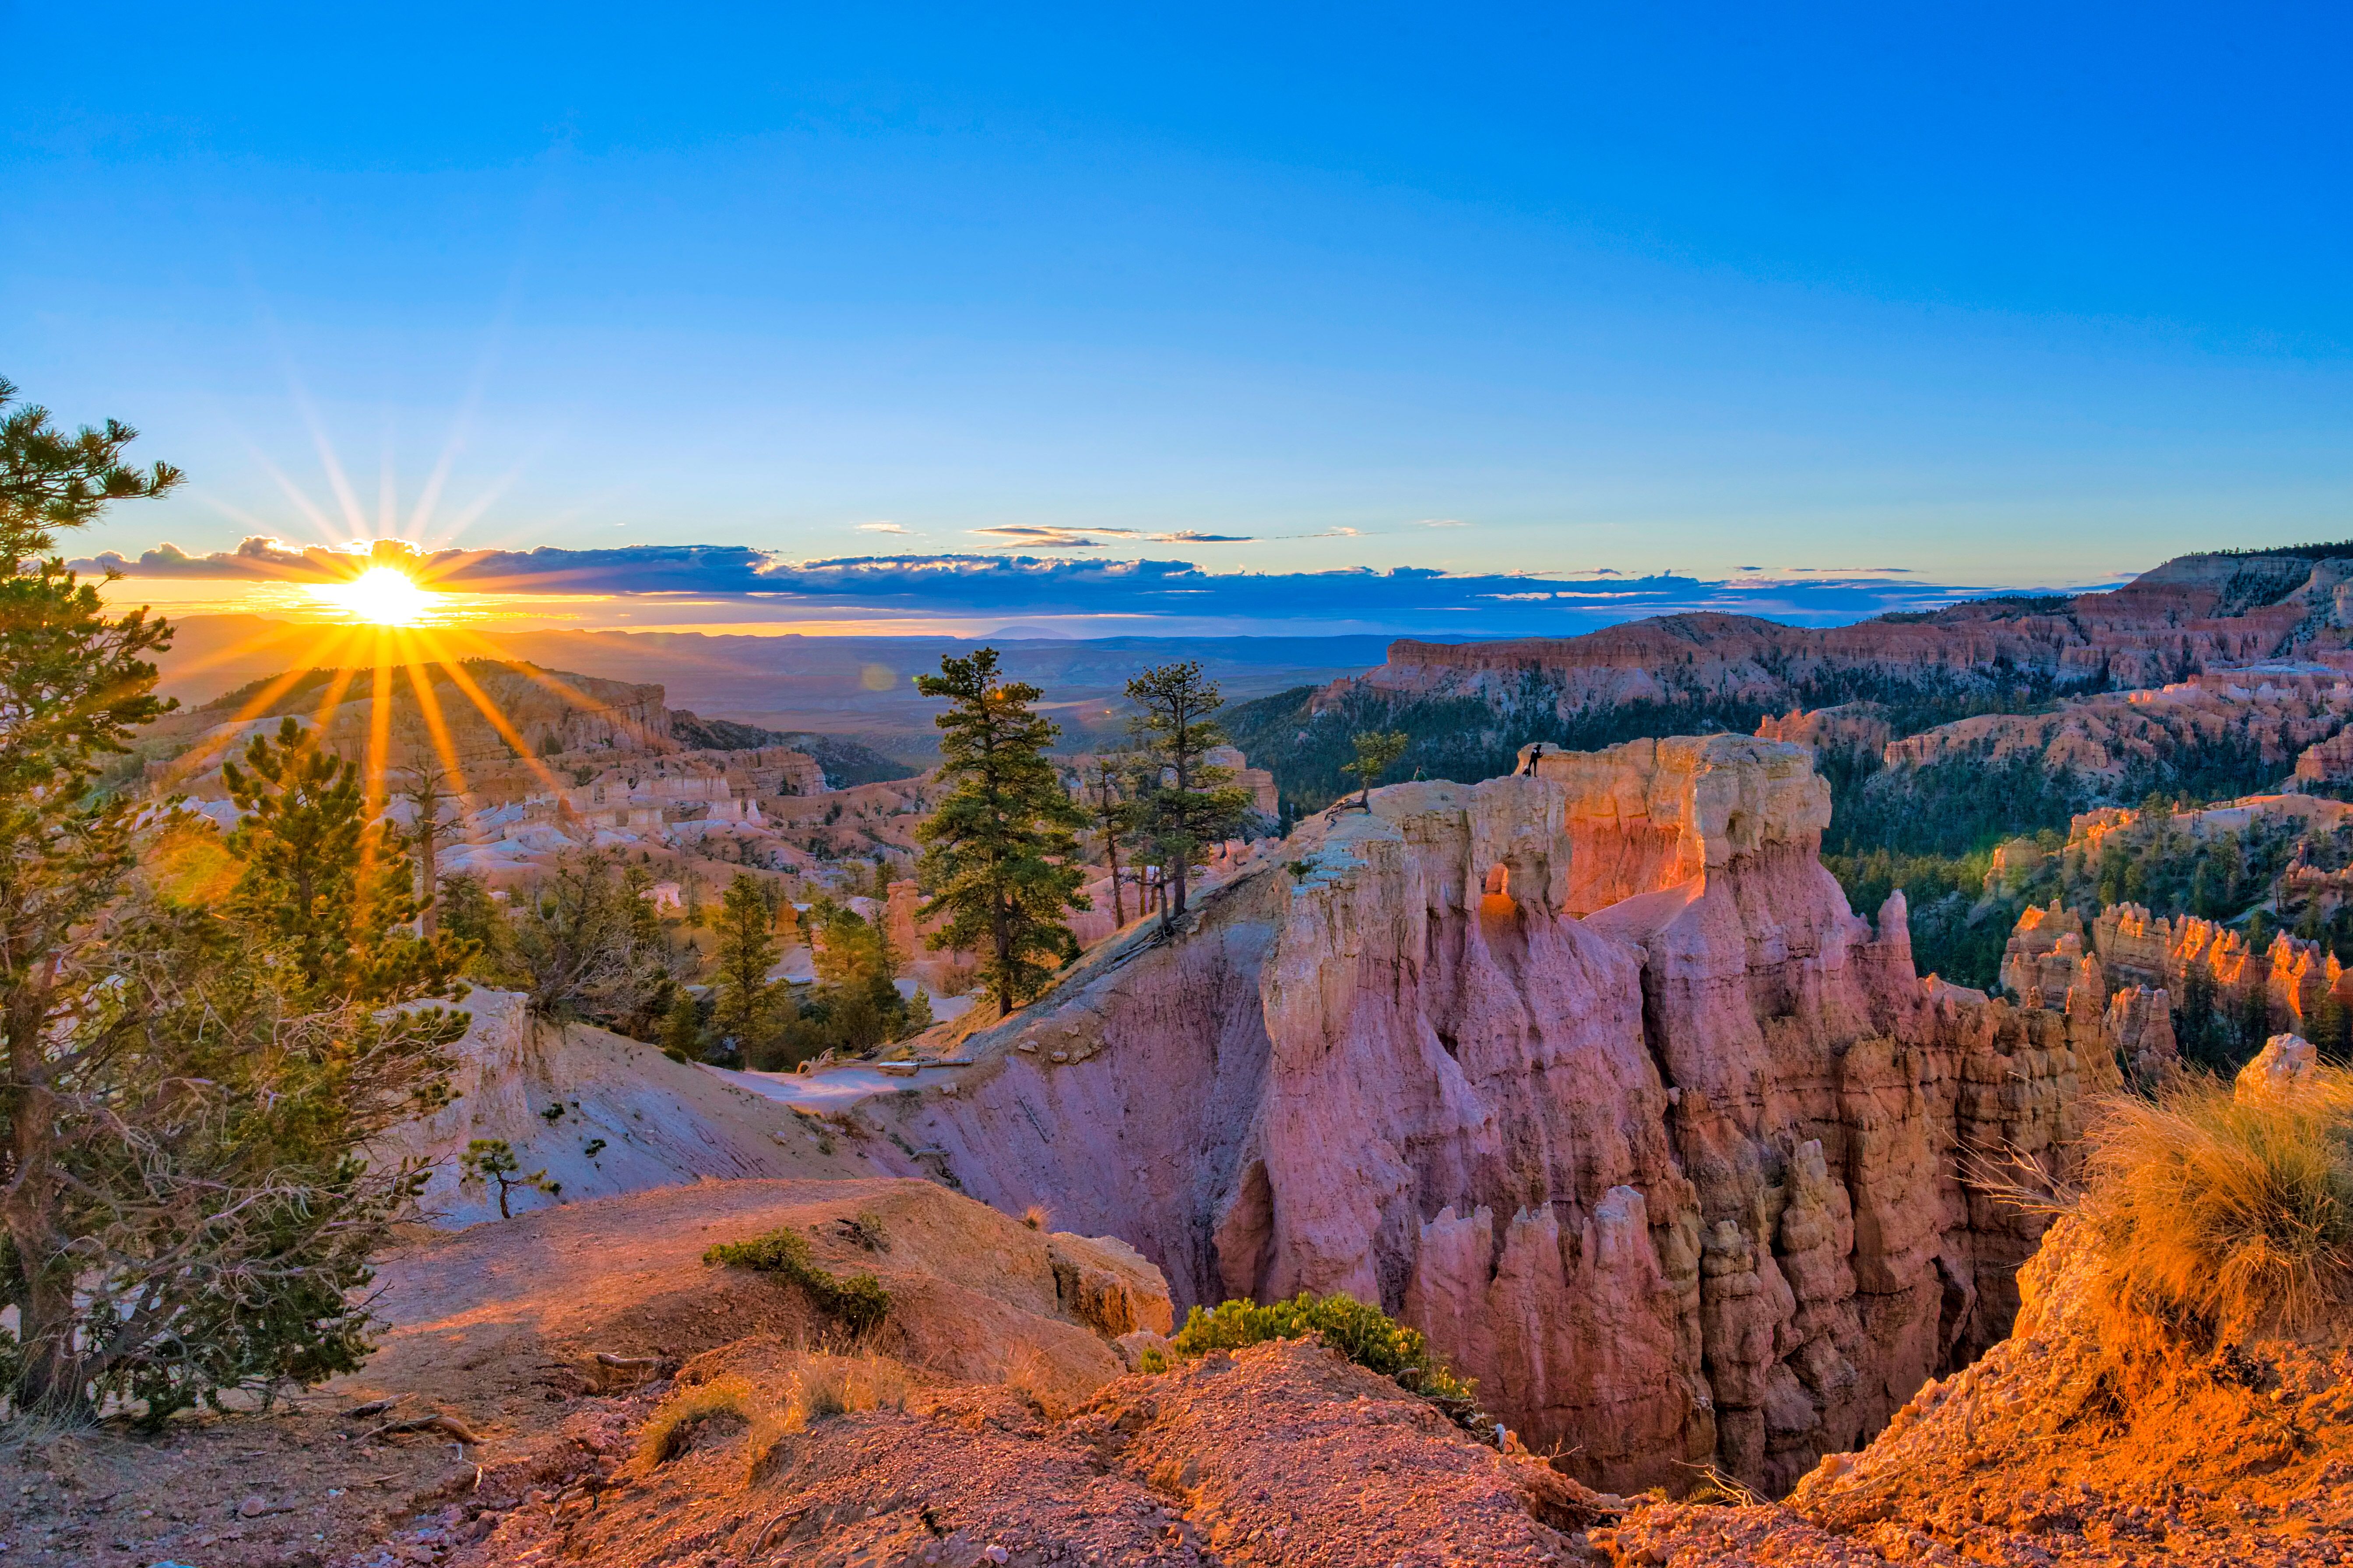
<box><xmin>406</xmin><ymin>629</ymin><xmax>570</xmax><ymax>798</ymax></box>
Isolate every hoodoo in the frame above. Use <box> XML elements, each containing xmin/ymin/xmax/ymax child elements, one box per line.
<box><xmin>886</xmin><ymin>735</ymin><xmax>2166</xmax><ymax>1492</ymax></box>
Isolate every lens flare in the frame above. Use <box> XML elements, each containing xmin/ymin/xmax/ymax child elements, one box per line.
<box><xmin>310</xmin><ymin>566</ymin><xmax>439</xmax><ymax>626</ymax></box>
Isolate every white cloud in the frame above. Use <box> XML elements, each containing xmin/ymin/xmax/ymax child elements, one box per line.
<box><xmin>970</xmin><ymin>526</ymin><xmax>1121</xmax><ymax>549</ymax></box>
<box><xmin>1414</xmin><ymin>518</ymin><xmax>1470</xmax><ymax>528</ymax></box>
<box><xmin>856</xmin><ymin>521</ymin><xmax>912</xmax><ymax>535</ymax></box>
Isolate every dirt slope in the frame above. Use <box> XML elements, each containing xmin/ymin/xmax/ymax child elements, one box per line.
<box><xmin>0</xmin><ymin>1178</ymin><xmax>1166</xmax><ymax>1568</ymax></box>
<box><xmin>359</xmin><ymin>1177</ymin><xmax>1169</xmax><ymax>1424</ymax></box>
<box><xmin>383</xmin><ymin>990</ymin><xmax>866</xmax><ymax>1225</ymax></box>
<box><xmin>446</xmin><ymin>1338</ymin><xmax>1611</xmax><ymax>1568</ymax></box>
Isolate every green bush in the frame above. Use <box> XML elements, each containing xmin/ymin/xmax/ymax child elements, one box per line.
<box><xmin>703</xmin><ymin>1227</ymin><xmax>891</xmax><ymax>1336</ymax></box>
<box><xmin>1168</xmin><ymin>1290</ymin><xmax>1474</xmax><ymax>1403</ymax></box>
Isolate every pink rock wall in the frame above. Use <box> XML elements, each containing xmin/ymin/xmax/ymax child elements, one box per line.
<box><xmin>875</xmin><ymin>735</ymin><xmax>2135</xmax><ymax>1495</ymax></box>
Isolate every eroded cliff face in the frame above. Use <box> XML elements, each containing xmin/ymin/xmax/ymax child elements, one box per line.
<box><xmin>885</xmin><ymin>735</ymin><xmax>2139</xmax><ymax>1494</ymax></box>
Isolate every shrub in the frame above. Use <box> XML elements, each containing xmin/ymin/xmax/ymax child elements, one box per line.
<box><xmin>703</xmin><ymin>1227</ymin><xmax>891</xmax><ymax>1336</ymax></box>
<box><xmin>2078</xmin><ymin>1064</ymin><xmax>2353</xmax><ymax>1335</ymax></box>
<box><xmin>1169</xmin><ymin>1290</ymin><xmax>1475</xmax><ymax>1403</ymax></box>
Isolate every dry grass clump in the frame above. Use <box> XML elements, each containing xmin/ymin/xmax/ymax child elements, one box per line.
<box><xmin>743</xmin><ymin>1353</ymin><xmax>913</xmax><ymax>1481</ymax></box>
<box><xmin>637</xmin><ymin>1375</ymin><xmax>761</xmax><ymax>1469</ymax></box>
<box><xmin>2079</xmin><ymin>1064</ymin><xmax>2353</xmax><ymax>1336</ymax></box>
<box><xmin>1001</xmin><ymin>1340</ymin><xmax>1079</xmax><ymax>1417</ymax></box>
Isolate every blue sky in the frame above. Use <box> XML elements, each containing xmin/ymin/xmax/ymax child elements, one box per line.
<box><xmin>9</xmin><ymin>3</ymin><xmax>2353</xmax><ymax>633</ymax></box>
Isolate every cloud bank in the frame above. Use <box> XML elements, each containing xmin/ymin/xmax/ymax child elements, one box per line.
<box><xmin>74</xmin><ymin>536</ymin><xmax>2083</xmax><ymax>637</ymax></box>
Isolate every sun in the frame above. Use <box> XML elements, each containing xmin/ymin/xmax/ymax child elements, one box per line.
<box><xmin>309</xmin><ymin>566</ymin><xmax>440</xmax><ymax>626</ymax></box>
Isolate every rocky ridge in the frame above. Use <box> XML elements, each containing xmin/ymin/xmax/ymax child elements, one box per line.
<box><xmin>2002</xmin><ymin>893</ymin><xmax>2351</xmax><ymax>1050</ymax></box>
<box><xmin>1347</xmin><ymin>550</ymin><xmax>2353</xmax><ymax>719</ymax></box>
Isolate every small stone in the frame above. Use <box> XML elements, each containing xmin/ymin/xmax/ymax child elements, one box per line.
<box><xmin>237</xmin><ymin>1497</ymin><xmax>268</xmax><ymax>1519</ymax></box>
<box><xmin>1050</xmin><ymin>1050</ymin><xmax>1069</xmax><ymax>1063</ymax></box>
<box><xmin>985</xmin><ymin>1547</ymin><xmax>1011</xmax><ymax>1564</ymax></box>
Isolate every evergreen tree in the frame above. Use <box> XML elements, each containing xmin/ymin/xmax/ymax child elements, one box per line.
<box><xmin>1082</xmin><ymin>751</ymin><xmax>1142</xmax><ymax>926</ymax></box>
<box><xmin>914</xmin><ymin>647</ymin><xmax>1088</xmax><ymax>1015</ymax></box>
<box><xmin>1125</xmin><ymin>660</ymin><xmax>1249</xmax><ymax>927</ymax></box>
<box><xmin>659</xmin><ymin>988</ymin><xmax>707</xmax><ymax>1063</ymax></box>
<box><xmin>0</xmin><ymin>380</ymin><xmax>472</xmax><ymax>1420</ymax></box>
<box><xmin>770</xmin><ymin>899</ymin><xmax>922</xmax><ymax>1067</ymax></box>
<box><xmin>506</xmin><ymin>852</ymin><xmax>669</xmax><ymax>1027</ymax></box>
<box><xmin>223</xmin><ymin>717</ymin><xmax>466</xmax><ymax>1002</ymax></box>
<box><xmin>0</xmin><ymin>376</ymin><xmax>183</xmax><ymax>1413</ymax></box>
<box><xmin>1341</xmin><ymin>728</ymin><xmax>1409</xmax><ymax>808</ymax></box>
<box><xmin>436</xmin><ymin>871</ymin><xmax>508</xmax><ymax>970</ymax></box>
<box><xmin>710</xmin><ymin>872</ymin><xmax>778</xmax><ymax>1064</ymax></box>
<box><xmin>2177</xmin><ymin>964</ymin><xmax>2223</xmax><ymax>1070</ymax></box>
<box><xmin>2234</xmin><ymin>981</ymin><xmax>2274</xmax><ymax>1061</ymax></box>
<box><xmin>459</xmin><ymin>1138</ymin><xmax>559</xmax><ymax>1220</ymax></box>
<box><xmin>2309</xmin><ymin>984</ymin><xmax>2352</xmax><ymax>1062</ymax></box>
<box><xmin>394</xmin><ymin>716</ymin><xmax>457</xmax><ymax>938</ymax></box>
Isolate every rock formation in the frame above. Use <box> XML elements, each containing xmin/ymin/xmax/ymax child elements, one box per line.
<box><xmin>1877</xmin><ymin>659</ymin><xmax>2353</xmax><ymax>784</ymax></box>
<box><xmin>860</xmin><ymin>734</ymin><xmax>2153</xmax><ymax>1493</ymax></box>
<box><xmin>1597</xmin><ymin>1216</ymin><xmax>2353</xmax><ymax>1566</ymax></box>
<box><xmin>1999</xmin><ymin>893</ymin><xmax>2353</xmax><ymax>1047</ymax></box>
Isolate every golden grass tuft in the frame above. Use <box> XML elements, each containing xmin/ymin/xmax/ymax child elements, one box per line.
<box><xmin>1021</xmin><ymin>1203</ymin><xmax>1052</xmax><ymax>1231</ymax></box>
<box><xmin>2079</xmin><ymin>1063</ymin><xmax>2353</xmax><ymax>1336</ymax></box>
<box><xmin>743</xmin><ymin>1353</ymin><xmax>913</xmax><ymax>1482</ymax></box>
<box><xmin>637</xmin><ymin>1375</ymin><xmax>761</xmax><ymax>1469</ymax></box>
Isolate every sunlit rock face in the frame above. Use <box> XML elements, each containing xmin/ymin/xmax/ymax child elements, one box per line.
<box><xmin>897</xmin><ymin>735</ymin><xmax>2142</xmax><ymax>1494</ymax></box>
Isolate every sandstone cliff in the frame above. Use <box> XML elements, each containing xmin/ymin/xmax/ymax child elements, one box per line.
<box><xmin>1593</xmin><ymin>1051</ymin><xmax>2353</xmax><ymax>1568</ymax></box>
<box><xmin>853</xmin><ymin>735</ymin><xmax>2148</xmax><ymax>1493</ymax></box>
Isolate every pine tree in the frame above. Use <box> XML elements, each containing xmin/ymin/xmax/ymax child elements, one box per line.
<box><xmin>1125</xmin><ymin>660</ymin><xmax>1249</xmax><ymax>926</ymax></box>
<box><xmin>1083</xmin><ymin>752</ymin><xmax>1141</xmax><ymax>926</ymax></box>
<box><xmin>506</xmin><ymin>852</ymin><xmax>670</xmax><ymax>1027</ymax></box>
<box><xmin>2177</xmin><ymin>963</ymin><xmax>2222</xmax><ymax>1070</ymax></box>
<box><xmin>914</xmin><ymin>648</ymin><xmax>1088</xmax><ymax>1015</ymax></box>
<box><xmin>224</xmin><ymin>717</ymin><xmax>462</xmax><ymax>1002</ymax></box>
<box><xmin>2308</xmin><ymin>983</ymin><xmax>2352</xmax><ymax>1062</ymax></box>
<box><xmin>1341</xmin><ymin>728</ymin><xmax>1409</xmax><ymax>808</ymax></box>
<box><xmin>0</xmin><ymin>380</ymin><xmax>472</xmax><ymax>1420</ymax></box>
<box><xmin>659</xmin><ymin>989</ymin><xmax>706</xmax><ymax>1063</ymax></box>
<box><xmin>710</xmin><ymin>872</ymin><xmax>778</xmax><ymax>1064</ymax></box>
<box><xmin>436</xmin><ymin>871</ymin><xmax>506</xmax><ymax>964</ymax></box>
<box><xmin>460</xmin><ymin>1138</ymin><xmax>560</xmax><ymax>1219</ymax></box>
<box><xmin>394</xmin><ymin>715</ymin><xmax>457</xmax><ymax>938</ymax></box>
<box><xmin>0</xmin><ymin>377</ymin><xmax>182</xmax><ymax>1413</ymax></box>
